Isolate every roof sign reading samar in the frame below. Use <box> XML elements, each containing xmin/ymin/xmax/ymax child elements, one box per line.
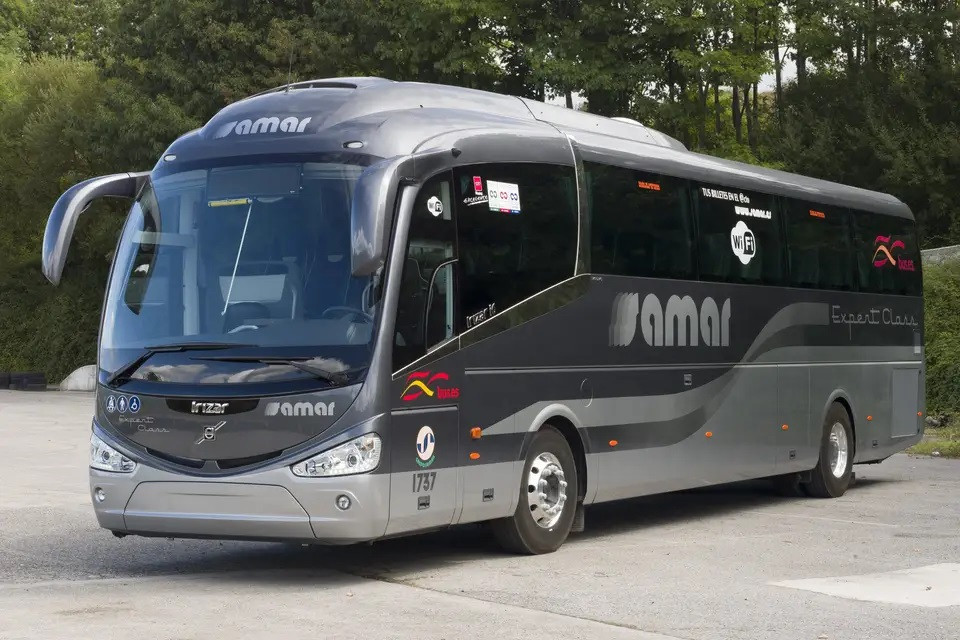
<box><xmin>214</xmin><ymin>115</ymin><xmax>313</xmax><ymax>139</ymax></box>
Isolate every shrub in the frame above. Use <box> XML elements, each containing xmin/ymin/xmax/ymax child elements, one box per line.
<box><xmin>923</xmin><ymin>260</ymin><xmax>960</xmax><ymax>414</ymax></box>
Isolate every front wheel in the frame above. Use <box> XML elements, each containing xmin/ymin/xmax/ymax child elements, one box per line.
<box><xmin>806</xmin><ymin>403</ymin><xmax>854</xmax><ymax>498</ymax></box>
<box><xmin>491</xmin><ymin>426</ymin><xmax>578</xmax><ymax>554</ymax></box>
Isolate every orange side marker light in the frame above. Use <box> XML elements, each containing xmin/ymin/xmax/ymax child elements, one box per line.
<box><xmin>781</xmin><ymin>424</ymin><xmax>789</xmax><ymax>431</ymax></box>
<box><xmin>469</xmin><ymin>452</ymin><xmax>480</xmax><ymax>460</ymax></box>
<box><xmin>609</xmin><ymin>439</ymin><xmax>618</xmax><ymax>447</ymax></box>
<box><xmin>918</xmin><ymin>411</ymin><xmax>923</xmax><ymax>417</ymax></box>
<box><xmin>705</xmin><ymin>431</ymin><xmax>713</xmax><ymax>438</ymax></box>
<box><xmin>867</xmin><ymin>415</ymin><xmax>873</xmax><ymax>422</ymax></box>
<box><xmin>470</xmin><ymin>427</ymin><xmax>482</xmax><ymax>440</ymax></box>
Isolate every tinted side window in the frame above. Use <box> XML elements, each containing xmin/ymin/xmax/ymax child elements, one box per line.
<box><xmin>852</xmin><ymin>212</ymin><xmax>921</xmax><ymax>295</ymax></box>
<box><xmin>695</xmin><ymin>185</ymin><xmax>784</xmax><ymax>285</ymax></box>
<box><xmin>585</xmin><ymin>162</ymin><xmax>694</xmax><ymax>279</ymax></box>
<box><xmin>455</xmin><ymin>164</ymin><xmax>576</xmax><ymax>325</ymax></box>
<box><xmin>393</xmin><ymin>172</ymin><xmax>456</xmax><ymax>371</ymax></box>
<box><xmin>784</xmin><ymin>201</ymin><xmax>854</xmax><ymax>290</ymax></box>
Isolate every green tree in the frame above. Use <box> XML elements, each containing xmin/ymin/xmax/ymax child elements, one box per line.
<box><xmin>19</xmin><ymin>0</ymin><xmax>118</xmax><ymax>60</ymax></box>
<box><xmin>0</xmin><ymin>53</ymin><xmax>192</xmax><ymax>379</ymax></box>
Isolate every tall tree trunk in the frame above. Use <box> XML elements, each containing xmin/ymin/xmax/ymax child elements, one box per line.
<box><xmin>844</xmin><ymin>27</ymin><xmax>856</xmax><ymax>70</ymax></box>
<box><xmin>713</xmin><ymin>82</ymin><xmax>721</xmax><ymax>137</ymax></box>
<box><xmin>749</xmin><ymin>10</ymin><xmax>760</xmax><ymax>150</ymax></box>
<box><xmin>679</xmin><ymin>76</ymin><xmax>691</xmax><ymax>148</ymax></box>
<box><xmin>772</xmin><ymin>15</ymin><xmax>783</xmax><ymax>127</ymax></box>
<box><xmin>794</xmin><ymin>0</ymin><xmax>808</xmax><ymax>89</ymax></box>
<box><xmin>743</xmin><ymin>84</ymin><xmax>753</xmax><ymax>147</ymax></box>
<box><xmin>749</xmin><ymin>81</ymin><xmax>759</xmax><ymax>150</ymax></box>
<box><xmin>733</xmin><ymin>85</ymin><xmax>743</xmax><ymax>144</ymax></box>
<box><xmin>565</xmin><ymin>90</ymin><xmax>573</xmax><ymax>109</ymax></box>
<box><xmin>712</xmin><ymin>28</ymin><xmax>722</xmax><ymax>139</ymax></box>
<box><xmin>697</xmin><ymin>76</ymin><xmax>708</xmax><ymax>148</ymax></box>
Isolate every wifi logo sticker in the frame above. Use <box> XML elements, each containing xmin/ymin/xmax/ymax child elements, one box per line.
<box><xmin>730</xmin><ymin>220</ymin><xmax>756</xmax><ymax>265</ymax></box>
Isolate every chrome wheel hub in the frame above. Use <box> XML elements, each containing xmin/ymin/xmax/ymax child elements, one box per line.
<box><xmin>526</xmin><ymin>452</ymin><xmax>568</xmax><ymax>529</ymax></box>
<box><xmin>829</xmin><ymin>422</ymin><xmax>849</xmax><ymax>479</ymax></box>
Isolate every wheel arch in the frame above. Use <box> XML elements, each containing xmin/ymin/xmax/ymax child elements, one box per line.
<box><xmin>822</xmin><ymin>389</ymin><xmax>857</xmax><ymax>460</ymax></box>
<box><xmin>519</xmin><ymin>403</ymin><xmax>590</xmax><ymax>503</ymax></box>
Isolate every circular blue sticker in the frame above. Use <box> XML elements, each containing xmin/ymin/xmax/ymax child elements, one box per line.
<box><xmin>106</xmin><ymin>396</ymin><xmax>116</xmax><ymax>413</ymax></box>
<box><xmin>117</xmin><ymin>396</ymin><xmax>128</xmax><ymax>413</ymax></box>
<box><xmin>129</xmin><ymin>396</ymin><xmax>141</xmax><ymax>413</ymax></box>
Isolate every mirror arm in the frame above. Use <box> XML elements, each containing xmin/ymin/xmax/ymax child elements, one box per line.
<box><xmin>42</xmin><ymin>171</ymin><xmax>149</xmax><ymax>285</ymax></box>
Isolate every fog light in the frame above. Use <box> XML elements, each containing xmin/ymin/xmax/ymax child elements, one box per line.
<box><xmin>336</xmin><ymin>494</ymin><xmax>351</xmax><ymax>510</ymax></box>
<box><xmin>94</xmin><ymin>487</ymin><xmax>106</xmax><ymax>502</ymax></box>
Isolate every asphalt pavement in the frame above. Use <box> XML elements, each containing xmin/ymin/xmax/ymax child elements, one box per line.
<box><xmin>1</xmin><ymin>390</ymin><xmax>958</xmax><ymax>640</ymax></box>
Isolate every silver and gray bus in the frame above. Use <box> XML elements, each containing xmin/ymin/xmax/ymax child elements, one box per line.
<box><xmin>42</xmin><ymin>78</ymin><xmax>924</xmax><ymax>554</ymax></box>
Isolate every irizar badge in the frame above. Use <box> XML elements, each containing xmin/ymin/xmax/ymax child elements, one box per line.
<box><xmin>416</xmin><ymin>425</ymin><xmax>436</xmax><ymax>468</ymax></box>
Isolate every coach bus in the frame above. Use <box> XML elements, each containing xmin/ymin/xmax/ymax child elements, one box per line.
<box><xmin>42</xmin><ymin>78</ymin><xmax>924</xmax><ymax>554</ymax></box>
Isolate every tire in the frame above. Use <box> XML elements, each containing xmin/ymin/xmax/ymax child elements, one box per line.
<box><xmin>805</xmin><ymin>403</ymin><xmax>854</xmax><ymax>498</ymax></box>
<box><xmin>491</xmin><ymin>426</ymin><xmax>578</xmax><ymax>554</ymax></box>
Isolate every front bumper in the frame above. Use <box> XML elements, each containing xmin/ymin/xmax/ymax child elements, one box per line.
<box><xmin>90</xmin><ymin>462</ymin><xmax>390</xmax><ymax>544</ymax></box>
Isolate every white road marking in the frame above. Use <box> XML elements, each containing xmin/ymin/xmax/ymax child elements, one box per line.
<box><xmin>773</xmin><ymin>563</ymin><xmax>960</xmax><ymax>607</ymax></box>
<box><xmin>765</xmin><ymin>512</ymin><xmax>899</xmax><ymax>527</ymax></box>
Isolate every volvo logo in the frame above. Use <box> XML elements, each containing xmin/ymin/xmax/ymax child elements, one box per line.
<box><xmin>195</xmin><ymin>421</ymin><xmax>226</xmax><ymax>445</ymax></box>
<box><xmin>191</xmin><ymin>401</ymin><xmax>229</xmax><ymax>415</ymax></box>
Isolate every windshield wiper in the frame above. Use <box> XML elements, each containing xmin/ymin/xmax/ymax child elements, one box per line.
<box><xmin>106</xmin><ymin>342</ymin><xmax>252</xmax><ymax>387</ymax></box>
<box><xmin>195</xmin><ymin>355</ymin><xmax>359</xmax><ymax>386</ymax></box>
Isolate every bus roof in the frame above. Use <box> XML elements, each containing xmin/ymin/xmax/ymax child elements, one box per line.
<box><xmin>169</xmin><ymin>77</ymin><xmax>911</xmax><ymax>220</ymax></box>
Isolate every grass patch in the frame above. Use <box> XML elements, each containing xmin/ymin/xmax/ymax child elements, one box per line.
<box><xmin>909</xmin><ymin>418</ymin><xmax>960</xmax><ymax>458</ymax></box>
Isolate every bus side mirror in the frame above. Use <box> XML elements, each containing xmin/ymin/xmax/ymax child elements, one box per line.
<box><xmin>351</xmin><ymin>158</ymin><xmax>404</xmax><ymax>277</ymax></box>
<box><xmin>42</xmin><ymin>172</ymin><xmax>149</xmax><ymax>285</ymax></box>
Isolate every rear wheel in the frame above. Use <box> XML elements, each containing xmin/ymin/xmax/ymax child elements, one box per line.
<box><xmin>491</xmin><ymin>426</ymin><xmax>578</xmax><ymax>554</ymax></box>
<box><xmin>806</xmin><ymin>403</ymin><xmax>854</xmax><ymax>498</ymax></box>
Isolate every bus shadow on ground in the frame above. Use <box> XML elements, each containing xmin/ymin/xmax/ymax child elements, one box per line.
<box><xmin>14</xmin><ymin>475</ymin><xmax>890</xmax><ymax>585</ymax></box>
<box><xmin>581</xmin><ymin>475</ymin><xmax>890</xmax><ymax>536</ymax></box>
<box><xmin>274</xmin><ymin>475</ymin><xmax>895</xmax><ymax>583</ymax></box>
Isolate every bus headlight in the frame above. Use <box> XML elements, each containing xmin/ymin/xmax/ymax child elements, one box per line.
<box><xmin>291</xmin><ymin>434</ymin><xmax>381</xmax><ymax>477</ymax></box>
<box><xmin>90</xmin><ymin>433</ymin><xmax>137</xmax><ymax>473</ymax></box>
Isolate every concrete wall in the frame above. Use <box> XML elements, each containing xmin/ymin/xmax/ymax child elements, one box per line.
<box><xmin>921</xmin><ymin>244</ymin><xmax>960</xmax><ymax>266</ymax></box>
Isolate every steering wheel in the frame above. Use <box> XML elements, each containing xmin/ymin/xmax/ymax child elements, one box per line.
<box><xmin>321</xmin><ymin>306</ymin><xmax>373</xmax><ymax>323</ymax></box>
<box><xmin>227</xmin><ymin>324</ymin><xmax>260</xmax><ymax>334</ymax></box>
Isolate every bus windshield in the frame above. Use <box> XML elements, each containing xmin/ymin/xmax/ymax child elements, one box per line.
<box><xmin>99</xmin><ymin>156</ymin><xmax>378</xmax><ymax>385</ymax></box>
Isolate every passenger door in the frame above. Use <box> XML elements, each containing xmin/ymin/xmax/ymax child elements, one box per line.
<box><xmin>451</xmin><ymin>162</ymin><xmax>580</xmax><ymax>522</ymax></box>
<box><xmin>386</xmin><ymin>172</ymin><xmax>462</xmax><ymax>535</ymax></box>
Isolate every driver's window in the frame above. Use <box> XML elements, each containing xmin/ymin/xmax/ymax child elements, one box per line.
<box><xmin>393</xmin><ymin>172</ymin><xmax>456</xmax><ymax>371</ymax></box>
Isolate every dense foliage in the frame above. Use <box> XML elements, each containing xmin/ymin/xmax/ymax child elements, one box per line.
<box><xmin>923</xmin><ymin>261</ymin><xmax>960</xmax><ymax>414</ymax></box>
<box><xmin>0</xmin><ymin>0</ymin><xmax>958</xmax><ymax>382</ymax></box>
